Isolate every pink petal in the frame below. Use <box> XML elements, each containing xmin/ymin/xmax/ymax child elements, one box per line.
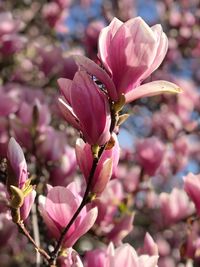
<box><xmin>71</xmin><ymin>70</ymin><xmax>111</xmax><ymax>145</ymax></box>
<box><xmin>124</xmin><ymin>17</ymin><xmax>156</xmax><ymax>43</ymax></box>
<box><xmin>7</xmin><ymin>137</ymin><xmax>27</xmax><ymax>187</ymax></box>
<box><xmin>138</xmin><ymin>255</ymin><xmax>159</xmax><ymax>267</ymax></box>
<box><xmin>64</xmin><ymin>207</ymin><xmax>98</xmax><ymax>247</ymax></box>
<box><xmin>139</xmin><ymin>232</ymin><xmax>158</xmax><ymax>256</ymax></box>
<box><xmin>73</xmin><ymin>55</ymin><xmax>118</xmax><ymax>101</ymax></box>
<box><xmin>149</xmin><ymin>24</ymin><xmax>168</xmax><ymax>74</ymax></box>
<box><xmin>20</xmin><ymin>190</ymin><xmax>36</xmax><ymax>221</ymax></box>
<box><xmin>107</xmin><ymin>17</ymin><xmax>158</xmax><ymax>95</ymax></box>
<box><xmin>75</xmin><ymin>139</ymin><xmax>93</xmax><ymax>180</ymax></box>
<box><xmin>98</xmin><ymin>17</ymin><xmax>123</xmax><ymax>74</ymax></box>
<box><xmin>57</xmin><ymin>97</ymin><xmax>80</xmax><ymax>130</ymax></box>
<box><xmin>111</xmin><ymin>244</ymin><xmax>139</xmax><ymax>267</ymax></box>
<box><xmin>139</xmin><ymin>24</ymin><xmax>168</xmax><ymax>81</ymax></box>
<box><xmin>39</xmin><ymin>195</ymin><xmax>60</xmax><ymax>239</ymax></box>
<box><xmin>57</xmin><ymin>78</ymin><xmax>72</xmax><ymax>104</ymax></box>
<box><xmin>45</xmin><ymin>186</ymin><xmax>78</xmax><ymax>227</ymax></box>
<box><xmin>93</xmin><ymin>159</ymin><xmax>113</xmax><ymax>195</ymax></box>
<box><xmin>125</xmin><ymin>80</ymin><xmax>182</xmax><ymax>103</ymax></box>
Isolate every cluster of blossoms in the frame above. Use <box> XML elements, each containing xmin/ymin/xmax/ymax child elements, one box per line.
<box><xmin>0</xmin><ymin>1</ymin><xmax>200</xmax><ymax>267</ymax></box>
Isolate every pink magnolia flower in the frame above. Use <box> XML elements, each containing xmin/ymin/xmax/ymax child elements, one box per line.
<box><xmin>7</xmin><ymin>137</ymin><xmax>36</xmax><ymax>221</ymax></box>
<box><xmin>93</xmin><ymin>180</ymin><xmax>134</xmax><ymax>245</ymax></box>
<box><xmin>110</xmin><ymin>243</ymin><xmax>159</xmax><ymax>267</ymax></box>
<box><xmin>75</xmin><ymin>133</ymin><xmax>120</xmax><ymax>195</ymax></box>
<box><xmin>136</xmin><ymin>137</ymin><xmax>165</xmax><ymax>176</ymax></box>
<box><xmin>97</xmin><ymin>17</ymin><xmax>181</xmax><ymax>102</ymax></box>
<box><xmin>184</xmin><ymin>173</ymin><xmax>200</xmax><ymax>214</ymax></box>
<box><xmin>58</xmin><ymin>70</ymin><xmax>111</xmax><ymax>145</ymax></box>
<box><xmin>159</xmin><ymin>188</ymin><xmax>194</xmax><ymax>225</ymax></box>
<box><xmin>85</xmin><ymin>242</ymin><xmax>159</xmax><ymax>267</ymax></box>
<box><xmin>85</xmin><ymin>248</ymin><xmax>108</xmax><ymax>267</ymax></box>
<box><xmin>39</xmin><ymin>183</ymin><xmax>98</xmax><ymax>248</ymax></box>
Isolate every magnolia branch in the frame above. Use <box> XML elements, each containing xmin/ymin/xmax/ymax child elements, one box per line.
<box><xmin>49</xmin><ymin>146</ymin><xmax>106</xmax><ymax>265</ymax></box>
<box><xmin>17</xmin><ymin>221</ymin><xmax>50</xmax><ymax>262</ymax></box>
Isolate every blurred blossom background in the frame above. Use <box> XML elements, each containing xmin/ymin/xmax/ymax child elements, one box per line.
<box><xmin>0</xmin><ymin>0</ymin><xmax>200</xmax><ymax>266</ymax></box>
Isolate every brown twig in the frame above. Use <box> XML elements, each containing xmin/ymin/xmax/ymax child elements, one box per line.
<box><xmin>17</xmin><ymin>221</ymin><xmax>50</xmax><ymax>262</ymax></box>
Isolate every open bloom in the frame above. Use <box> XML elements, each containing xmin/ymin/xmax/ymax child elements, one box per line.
<box><xmin>75</xmin><ymin>134</ymin><xmax>120</xmax><ymax>195</ymax></box>
<box><xmin>39</xmin><ymin>183</ymin><xmax>98</xmax><ymax>248</ymax></box>
<box><xmin>85</xmin><ymin>242</ymin><xmax>159</xmax><ymax>267</ymax></box>
<box><xmin>159</xmin><ymin>188</ymin><xmax>194</xmax><ymax>225</ymax></box>
<box><xmin>184</xmin><ymin>173</ymin><xmax>200</xmax><ymax>214</ymax></box>
<box><xmin>58</xmin><ymin>70</ymin><xmax>111</xmax><ymax>146</ymax></box>
<box><xmin>7</xmin><ymin>137</ymin><xmax>36</xmax><ymax>221</ymax></box>
<box><xmin>136</xmin><ymin>137</ymin><xmax>165</xmax><ymax>176</ymax></box>
<box><xmin>97</xmin><ymin>17</ymin><xmax>181</xmax><ymax>102</ymax></box>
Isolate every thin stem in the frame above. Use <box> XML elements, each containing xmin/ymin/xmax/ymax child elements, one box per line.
<box><xmin>17</xmin><ymin>221</ymin><xmax>50</xmax><ymax>262</ymax></box>
<box><xmin>49</xmin><ymin>146</ymin><xmax>106</xmax><ymax>265</ymax></box>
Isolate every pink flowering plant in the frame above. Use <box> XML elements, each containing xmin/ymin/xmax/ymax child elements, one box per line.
<box><xmin>0</xmin><ymin>1</ymin><xmax>200</xmax><ymax>267</ymax></box>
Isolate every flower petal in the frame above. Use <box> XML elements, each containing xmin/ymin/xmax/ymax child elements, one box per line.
<box><xmin>93</xmin><ymin>159</ymin><xmax>113</xmax><ymax>195</ymax></box>
<box><xmin>70</xmin><ymin>70</ymin><xmax>111</xmax><ymax>145</ymax></box>
<box><xmin>98</xmin><ymin>17</ymin><xmax>123</xmax><ymax>74</ymax></box>
<box><xmin>45</xmin><ymin>186</ymin><xmax>78</xmax><ymax>227</ymax></box>
<box><xmin>57</xmin><ymin>78</ymin><xmax>72</xmax><ymax>104</ymax></box>
<box><xmin>7</xmin><ymin>137</ymin><xmax>27</xmax><ymax>187</ymax></box>
<box><xmin>63</xmin><ymin>207</ymin><xmax>98</xmax><ymax>248</ymax></box>
<box><xmin>73</xmin><ymin>55</ymin><xmax>118</xmax><ymax>101</ymax></box>
<box><xmin>20</xmin><ymin>190</ymin><xmax>36</xmax><ymax>221</ymax></box>
<box><xmin>125</xmin><ymin>80</ymin><xmax>182</xmax><ymax>103</ymax></box>
<box><xmin>57</xmin><ymin>97</ymin><xmax>80</xmax><ymax>130</ymax></box>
